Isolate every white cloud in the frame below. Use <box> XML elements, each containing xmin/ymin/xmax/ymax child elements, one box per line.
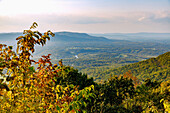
<box><xmin>138</xmin><ymin>17</ymin><xmax>146</xmax><ymax>22</ymax></box>
<box><xmin>154</xmin><ymin>11</ymin><xmax>170</xmax><ymax>19</ymax></box>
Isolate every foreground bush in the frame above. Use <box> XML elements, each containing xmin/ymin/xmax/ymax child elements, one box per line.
<box><xmin>0</xmin><ymin>23</ymin><xmax>95</xmax><ymax>112</ymax></box>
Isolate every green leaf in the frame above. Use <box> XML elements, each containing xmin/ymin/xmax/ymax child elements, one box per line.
<box><xmin>56</xmin><ymin>105</ymin><xmax>61</xmax><ymax>111</ymax></box>
<box><xmin>69</xmin><ymin>105</ymin><xmax>73</xmax><ymax>111</ymax></box>
<box><xmin>83</xmin><ymin>110</ymin><xmax>87</xmax><ymax>113</ymax></box>
<box><xmin>29</xmin><ymin>66</ymin><xmax>35</xmax><ymax>72</ymax></box>
<box><xmin>83</xmin><ymin>102</ymin><xmax>87</xmax><ymax>107</ymax></box>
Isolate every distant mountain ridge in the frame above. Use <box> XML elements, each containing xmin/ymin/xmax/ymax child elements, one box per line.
<box><xmin>1</xmin><ymin>32</ymin><xmax>170</xmax><ymax>43</ymax></box>
<box><xmin>53</xmin><ymin>31</ymin><xmax>122</xmax><ymax>42</ymax></box>
<box><xmin>0</xmin><ymin>32</ymin><xmax>21</xmax><ymax>40</ymax></box>
<box><xmin>90</xmin><ymin>32</ymin><xmax>170</xmax><ymax>43</ymax></box>
<box><xmin>0</xmin><ymin>32</ymin><xmax>125</xmax><ymax>46</ymax></box>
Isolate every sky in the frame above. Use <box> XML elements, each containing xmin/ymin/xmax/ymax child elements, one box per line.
<box><xmin>0</xmin><ymin>0</ymin><xmax>170</xmax><ymax>33</ymax></box>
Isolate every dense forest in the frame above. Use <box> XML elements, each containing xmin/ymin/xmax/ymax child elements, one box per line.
<box><xmin>0</xmin><ymin>23</ymin><xmax>169</xmax><ymax>112</ymax></box>
<box><xmin>83</xmin><ymin>52</ymin><xmax>170</xmax><ymax>83</ymax></box>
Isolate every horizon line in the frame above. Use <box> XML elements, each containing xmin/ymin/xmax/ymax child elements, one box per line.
<box><xmin>0</xmin><ymin>31</ymin><xmax>170</xmax><ymax>34</ymax></box>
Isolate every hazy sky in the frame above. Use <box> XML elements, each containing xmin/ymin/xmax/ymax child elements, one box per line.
<box><xmin>0</xmin><ymin>0</ymin><xmax>170</xmax><ymax>33</ymax></box>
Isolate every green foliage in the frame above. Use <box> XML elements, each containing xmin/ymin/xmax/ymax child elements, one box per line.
<box><xmin>127</xmin><ymin>79</ymin><xmax>170</xmax><ymax>112</ymax></box>
<box><xmin>55</xmin><ymin>65</ymin><xmax>96</xmax><ymax>90</ymax></box>
<box><xmin>97</xmin><ymin>52</ymin><xmax>170</xmax><ymax>83</ymax></box>
<box><xmin>102</xmin><ymin>75</ymin><xmax>135</xmax><ymax>106</ymax></box>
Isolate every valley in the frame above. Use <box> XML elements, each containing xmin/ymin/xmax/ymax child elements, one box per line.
<box><xmin>0</xmin><ymin>32</ymin><xmax>170</xmax><ymax>83</ymax></box>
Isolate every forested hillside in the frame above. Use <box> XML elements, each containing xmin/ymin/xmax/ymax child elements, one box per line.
<box><xmin>93</xmin><ymin>52</ymin><xmax>170</xmax><ymax>82</ymax></box>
